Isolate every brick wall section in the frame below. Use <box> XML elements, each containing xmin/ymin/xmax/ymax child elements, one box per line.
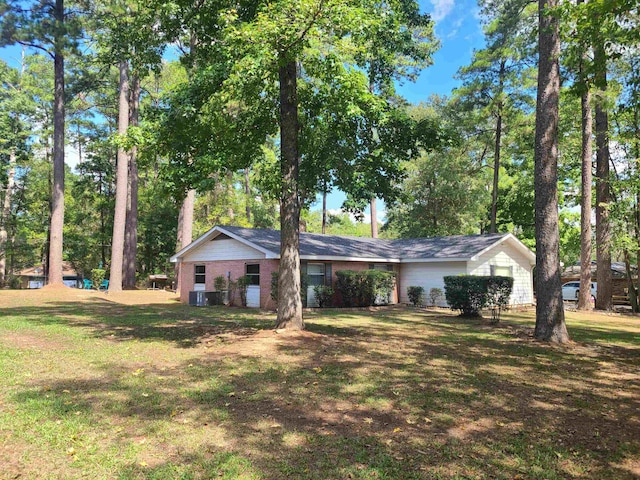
<box><xmin>180</xmin><ymin>259</ymin><xmax>279</xmax><ymax>309</ymax></box>
<box><xmin>179</xmin><ymin>259</ymin><xmax>399</xmax><ymax>308</ymax></box>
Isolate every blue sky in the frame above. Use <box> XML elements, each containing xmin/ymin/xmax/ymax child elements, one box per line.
<box><xmin>1</xmin><ymin>0</ymin><xmax>485</xmax><ymax>222</ymax></box>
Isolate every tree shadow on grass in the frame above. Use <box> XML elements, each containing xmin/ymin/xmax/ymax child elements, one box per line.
<box><xmin>2</xmin><ymin>300</ymin><xmax>640</xmax><ymax>478</ymax></box>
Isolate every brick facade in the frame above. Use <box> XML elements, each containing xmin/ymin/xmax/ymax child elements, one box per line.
<box><xmin>179</xmin><ymin>259</ymin><xmax>399</xmax><ymax>309</ymax></box>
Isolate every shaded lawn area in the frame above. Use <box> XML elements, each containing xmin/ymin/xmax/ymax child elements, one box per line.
<box><xmin>0</xmin><ymin>289</ymin><xmax>639</xmax><ymax>479</ymax></box>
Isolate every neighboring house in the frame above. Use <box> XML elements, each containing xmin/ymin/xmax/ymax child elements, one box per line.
<box><xmin>170</xmin><ymin>225</ymin><xmax>535</xmax><ymax>309</ymax></box>
<box><xmin>18</xmin><ymin>261</ymin><xmax>81</xmax><ymax>289</ymax></box>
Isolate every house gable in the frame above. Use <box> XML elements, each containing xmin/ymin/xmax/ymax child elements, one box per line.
<box><xmin>181</xmin><ymin>236</ymin><xmax>266</xmax><ymax>262</ymax></box>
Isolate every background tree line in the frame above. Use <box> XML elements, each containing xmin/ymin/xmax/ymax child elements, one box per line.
<box><xmin>0</xmin><ymin>0</ymin><xmax>638</xmax><ymax>333</ymax></box>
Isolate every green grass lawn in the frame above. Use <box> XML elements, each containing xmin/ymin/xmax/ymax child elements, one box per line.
<box><xmin>0</xmin><ymin>289</ymin><xmax>639</xmax><ymax>479</ymax></box>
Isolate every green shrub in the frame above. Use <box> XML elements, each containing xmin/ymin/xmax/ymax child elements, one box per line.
<box><xmin>237</xmin><ymin>275</ymin><xmax>251</xmax><ymax>307</ymax></box>
<box><xmin>91</xmin><ymin>268</ymin><xmax>106</xmax><ymax>289</ymax></box>
<box><xmin>429</xmin><ymin>287</ymin><xmax>443</xmax><ymax>306</ymax></box>
<box><xmin>312</xmin><ymin>285</ymin><xmax>334</xmax><ymax>308</ymax></box>
<box><xmin>214</xmin><ymin>275</ymin><xmax>227</xmax><ymax>292</ymax></box>
<box><xmin>335</xmin><ymin>270</ymin><xmax>396</xmax><ymax>307</ymax></box>
<box><xmin>485</xmin><ymin>276</ymin><xmax>514</xmax><ymax>323</ymax></box>
<box><xmin>407</xmin><ymin>286</ymin><xmax>424</xmax><ymax>307</ymax></box>
<box><xmin>444</xmin><ymin>275</ymin><xmax>513</xmax><ymax>317</ymax></box>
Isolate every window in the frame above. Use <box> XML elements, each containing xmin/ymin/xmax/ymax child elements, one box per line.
<box><xmin>246</xmin><ymin>264</ymin><xmax>260</xmax><ymax>285</ymax></box>
<box><xmin>194</xmin><ymin>265</ymin><xmax>206</xmax><ymax>284</ymax></box>
<box><xmin>491</xmin><ymin>265</ymin><xmax>513</xmax><ymax>277</ymax></box>
<box><xmin>371</xmin><ymin>264</ymin><xmax>394</xmax><ymax>272</ymax></box>
<box><xmin>307</xmin><ymin>263</ymin><xmax>326</xmax><ymax>286</ymax></box>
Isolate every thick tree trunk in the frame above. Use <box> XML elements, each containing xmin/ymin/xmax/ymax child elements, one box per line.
<box><xmin>48</xmin><ymin>0</ymin><xmax>66</xmax><ymax>286</ymax></box>
<box><xmin>109</xmin><ymin>60</ymin><xmax>130</xmax><ymax>293</ymax></box>
<box><xmin>490</xmin><ymin>60</ymin><xmax>506</xmax><ymax>234</ymax></box>
<box><xmin>594</xmin><ymin>42</ymin><xmax>612</xmax><ymax>310</ymax></box>
<box><xmin>370</xmin><ymin>198</ymin><xmax>378</xmax><ymax>238</ymax></box>
<box><xmin>0</xmin><ymin>149</ymin><xmax>16</xmax><ymax>282</ymax></box>
<box><xmin>578</xmin><ymin>71</ymin><xmax>593</xmax><ymax>311</ymax></box>
<box><xmin>276</xmin><ymin>59</ymin><xmax>303</xmax><ymax>330</ymax></box>
<box><xmin>533</xmin><ymin>0</ymin><xmax>569</xmax><ymax>343</ymax></box>
<box><xmin>123</xmin><ymin>76</ymin><xmax>140</xmax><ymax>289</ymax></box>
<box><xmin>175</xmin><ymin>189</ymin><xmax>195</xmax><ymax>294</ymax></box>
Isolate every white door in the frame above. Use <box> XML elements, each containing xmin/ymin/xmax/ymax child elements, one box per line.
<box><xmin>246</xmin><ymin>285</ymin><xmax>260</xmax><ymax>308</ymax></box>
<box><xmin>307</xmin><ymin>286</ymin><xmax>318</xmax><ymax>307</ymax></box>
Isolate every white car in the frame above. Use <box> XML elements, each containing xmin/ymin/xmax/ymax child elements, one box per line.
<box><xmin>562</xmin><ymin>281</ymin><xmax>597</xmax><ymax>301</ymax></box>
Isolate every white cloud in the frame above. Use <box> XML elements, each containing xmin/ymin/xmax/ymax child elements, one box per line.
<box><xmin>430</xmin><ymin>0</ymin><xmax>455</xmax><ymax>23</ymax></box>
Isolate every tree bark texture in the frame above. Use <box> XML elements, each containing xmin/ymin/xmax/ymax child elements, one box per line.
<box><xmin>123</xmin><ymin>76</ymin><xmax>140</xmax><ymax>289</ymax></box>
<box><xmin>578</xmin><ymin>73</ymin><xmax>593</xmax><ymax>310</ymax></box>
<box><xmin>109</xmin><ymin>60</ymin><xmax>130</xmax><ymax>293</ymax></box>
<box><xmin>0</xmin><ymin>149</ymin><xmax>16</xmax><ymax>282</ymax></box>
<box><xmin>48</xmin><ymin>0</ymin><xmax>66</xmax><ymax>286</ymax></box>
<box><xmin>276</xmin><ymin>59</ymin><xmax>303</xmax><ymax>330</ymax></box>
<box><xmin>490</xmin><ymin>60</ymin><xmax>506</xmax><ymax>234</ymax></box>
<box><xmin>594</xmin><ymin>42</ymin><xmax>612</xmax><ymax>310</ymax></box>
<box><xmin>175</xmin><ymin>189</ymin><xmax>195</xmax><ymax>294</ymax></box>
<box><xmin>370</xmin><ymin>198</ymin><xmax>378</xmax><ymax>238</ymax></box>
<box><xmin>533</xmin><ymin>0</ymin><xmax>569</xmax><ymax>343</ymax></box>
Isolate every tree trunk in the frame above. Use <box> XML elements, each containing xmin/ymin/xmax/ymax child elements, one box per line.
<box><xmin>244</xmin><ymin>168</ymin><xmax>251</xmax><ymax>223</ymax></box>
<box><xmin>490</xmin><ymin>60</ymin><xmax>506</xmax><ymax>234</ymax></box>
<box><xmin>108</xmin><ymin>60</ymin><xmax>130</xmax><ymax>293</ymax></box>
<box><xmin>0</xmin><ymin>149</ymin><xmax>16</xmax><ymax>283</ymax></box>
<box><xmin>276</xmin><ymin>59</ymin><xmax>303</xmax><ymax>330</ymax></box>
<box><xmin>48</xmin><ymin>0</ymin><xmax>66</xmax><ymax>286</ymax></box>
<box><xmin>322</xmin><ymin>190</ymin><xmax>327</xmax><ymax>234</ymax></box>
<box><xmin>533</xmin><ymin>0</ymin><xmax>569</xmax><ymax>343</ymax></box>
<box><xmin>123</xmin><ymin>76</ymin><xmax>140</xmax><ymax>289</ymax></box>
<box><xmin>175</xmin><ymin>189</ymin><xmax>195</xmax><ymax>294</ymax></box>
<box><xmin>594</xmin><ymin>41</ymin><xmax>612</xmax><ymax>310</ymax></box>
<box><xmin>370</xmin><ymin>197</ymin><xmax>378</xmax><ymax>238</ymax></box>
<box><xmin>577</xmin><ymin>55</ymin><xmax>593</xmax><ymax>311</ymax></box>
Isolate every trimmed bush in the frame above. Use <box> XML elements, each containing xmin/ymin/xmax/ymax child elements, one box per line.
<box><xmin>485</xmin><ymin>276</ymin><xmax>514</xmax><ymax>323</ymax></box>
<box><xmin>444</xmin><ymin>275</ymin><xmax>513</xmax><ymax>317</ymax></box>
<box><xmin>335</xmin><ymin>270</ymin><xmax>396</xmax><ymax>307</ymax></box>
<box><xmin>407</xmin><ymin>286</ymin><xmax>424</xmax><ymax>307</ymax></box>
<box><xmin>429</xmin><ymin>287</ymin><xmax>443</xmax><ymax>306</ymax></box>
<box><xmin>313</xmin><ymin>285</ymin><xmax>334</xmax><ymax>308</ymax></box>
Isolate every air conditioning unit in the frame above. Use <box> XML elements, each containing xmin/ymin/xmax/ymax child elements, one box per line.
<box><xmin>205</xmin><ymin>291</ymin><xmax>224</xmax><ymax>306</ymax></box>
<box><xmin>189</xmin><ymin>291</ymin><xmax>207</xmax><ymax>307</ymax></box>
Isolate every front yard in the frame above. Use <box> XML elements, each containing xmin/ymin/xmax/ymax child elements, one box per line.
<box><xmin>0</xmin><ymin>288</ymin><xmax>638</xmax><ymax>479</ymax></box>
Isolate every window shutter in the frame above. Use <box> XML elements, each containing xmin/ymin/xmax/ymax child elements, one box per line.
<box><xmin>325</xmin><ymin>263</ymin><xmax>332</xmax><ymax>286</ymax></box>
<box><xmin>301</xmin><ymin>262</ymin><xmax>307</xmax><ymax>275</ymax></box>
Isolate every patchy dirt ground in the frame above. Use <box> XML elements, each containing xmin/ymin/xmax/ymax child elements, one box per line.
<box><xmin>0</xmin><ymin>289</ymin><xmax>639</xmax><ymax>480</ymax></box>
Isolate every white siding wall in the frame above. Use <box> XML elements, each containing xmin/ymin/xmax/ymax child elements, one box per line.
<box><xmin>467</xmin><ymin>241</ymin><xmax>534</xmax><ymax>305</ymax></box>
<box><xmin>182</xmin><ymin>238</ymin><xmax>265</xmax><ymax>262</ymax></box>
<box><xmin>399</xmin><ymin>262</ymin><xmax>467</xmax><ymax>306</ymax></box>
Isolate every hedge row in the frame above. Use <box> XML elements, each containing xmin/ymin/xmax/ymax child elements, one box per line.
<box><xmin>444</xmin><ymin>275</ymin><xmax>513</xmax><ymax>317</ymax></box>
<box><xmin>335</xmin><ymin>270</ymin><xmax>396</xmax><ymax>307</ymax></box>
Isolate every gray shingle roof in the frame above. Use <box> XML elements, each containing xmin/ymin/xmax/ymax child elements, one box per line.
<box><xmin>220</xmin><ymin>226</ymin><xmax>509</xmax><ymax>261</ymax></box>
